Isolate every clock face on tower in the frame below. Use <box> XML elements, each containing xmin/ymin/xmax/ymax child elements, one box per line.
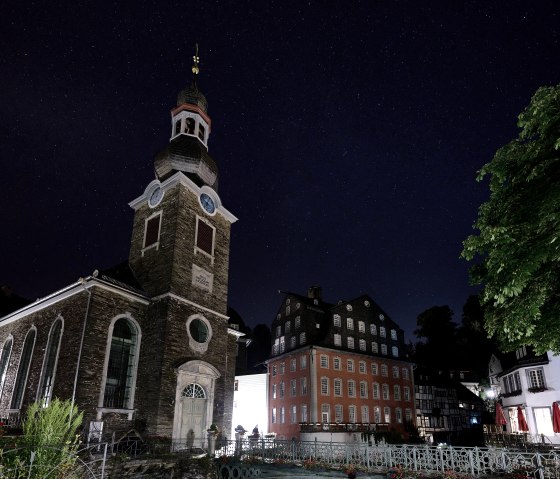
<box><xmin>200</xmin><ymin>193</ymin><xmax>216</xmax><ymax>214</ymax></box>
<box><xmin>148</xmin><ymin>186</ymin><xmax>164</xmax><ymax>207</ymax></box>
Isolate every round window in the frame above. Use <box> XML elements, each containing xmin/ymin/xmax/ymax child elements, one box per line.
<box><xmin>189</xmin><ymin>319</ymin><xmax>209</xmax><ymax>343</ymax></box>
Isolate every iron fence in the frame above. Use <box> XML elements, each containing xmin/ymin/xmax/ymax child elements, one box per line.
<box><xmin>216</xmin><ymin>439</ymin><xmax>560</xmax><ymax>479</ymax></box>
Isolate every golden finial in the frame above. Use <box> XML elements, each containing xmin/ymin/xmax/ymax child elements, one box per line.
<box><xmin>192</xmin><ymin>43</ymin><xmax>200</xmax><ymax>75</ymax></box>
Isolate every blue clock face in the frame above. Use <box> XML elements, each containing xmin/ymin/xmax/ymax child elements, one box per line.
<box><xmin>200</xmin><ymin>193</ymin><xmax>216</xmax><ymax>214</ymax></box>
<box><xmin>148</xmin><ymin>187</ymin><xmax>163</xmax><ymax>207</ymax></box>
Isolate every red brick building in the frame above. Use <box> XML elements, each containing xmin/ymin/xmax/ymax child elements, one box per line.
<box><xmin>267</xmin><ymin>287</ymin><xmax>415</xmax><ymax>440</ymax></box>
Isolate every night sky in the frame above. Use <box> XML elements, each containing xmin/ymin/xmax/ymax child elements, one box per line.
<box><xmin>2</xmin><ymin>2</ymin><xmax>559</xmax><ymax>340</ymax></box>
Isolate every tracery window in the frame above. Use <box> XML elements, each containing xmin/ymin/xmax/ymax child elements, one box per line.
<box><xmin>183</xmin><ymin>383</ymin><xmax>206</xmax><ymax>398</ymax></box>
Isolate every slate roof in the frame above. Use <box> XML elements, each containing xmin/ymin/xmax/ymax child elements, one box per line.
<box><xmin>96</xmin><ymin>262</ymin><xmax>148</xmax><ymax>298</ymax></box>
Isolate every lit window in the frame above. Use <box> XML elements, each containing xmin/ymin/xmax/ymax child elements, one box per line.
<box><xmin>527</xmin><ymin>368</ymin><xmax>546</xmax><ymax>390</ymax></box>
<box><xmin>333</xmin><ymin>314</ymin><xmax>341</xmax><ymax>327</ymax></box>
<box><xmin>347</xmin><ymin>337</ymin><xmax>355</xmax><ymax>349</ymax></box>
<box><xmin>301</xmin><ymin>405</ymin><xmax>308</xmax><ymax>422</ymax></box>
<box><xmin>102</xmin><ymin>318</ymin><xmax>140</xmax><ymax>410</ymax></box>
<box><xmin>280</xmin><ymin>406</ymin><xmax>285</xmax><ymax>424</ymax></box>
<box><xmin>374</xmin><ymin>406</ymin><xmax>381</xmax><ymax>423</ymax></box>
<box><xmin>358</xmin><ymin>321</ymin><xmax>365</xmax><ymax>333</ymax></box>
<box><xmin>272</xmin><ymin>407</ymin><xmax>277</xmax><ymax>424</ymax></box>
<box><xmin>272</xmin><ymin>384</ymin><xmax>277</xmax><ymax>399</ymax></box>
<box><xmin>291</xmin><ymin>405</ymin><xmax>297</xmax><ymax>423</ymax></box>
<box><xmin>346</xmin><ymin>304</ymin><xmax>353</xmax><ymax>312</ymax></box>
<box><xmin>384</xmin><ymin>406</ymin><xmax>391</xmax><ymax>423</ymax></box>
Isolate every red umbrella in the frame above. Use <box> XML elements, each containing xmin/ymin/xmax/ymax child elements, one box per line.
<box><xmin>496</xmin><ymin>403</ymin><xmax>507</xmax><ymax>426</ymax></box>
<box><xmin>517</xmin><ymin>406</ymin><xmax>529</xmax><ymax>432</ymax></box>
<box><xmin>552</xmin><ymin>402</ymin><xmax>560</xmax><ymax>434</ymax></box>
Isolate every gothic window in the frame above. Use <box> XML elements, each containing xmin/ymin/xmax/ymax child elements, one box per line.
<box><xmin>195</xmin><ymin>217</ymin><xmax>215</xmax><ymax>257</ymax></box>
<box><xmin>143</xmin><ymin>212</ymin><xmax>162</xmax><ymax>250</ymax></box>
<box><xmin>38</xmin><ymin>318</ymin><xmax>63</xmax><ymax>407</ymax></box>
<box><xmin>0</xmin><ymin>337</ymin><xmax>13</xmax><ymax>402</ymax></box>
<box><xmin>11</xmin><ymin>328</ymin><xmax>36</xmax><ymax>409</ymax></box>
<box><xmin>183</xmin><ymin>383</ymin><xmax>206</xmax><ymax>398</ymax></box>
<box><xmin>102</xmin><ymin>317</ymin><xmax>139</xmax><ymax>409</ymax></box>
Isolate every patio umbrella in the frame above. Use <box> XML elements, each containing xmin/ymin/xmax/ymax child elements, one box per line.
<box><xmin>553</xmin><ymin>402</ymin><xmax>560</xmax><ymax>434</ymax></box>
<box><xmin>495</xmin><ymin>403</ymin><xmax>507</xmax><ymax>426</ymax></box>
<box><xmin>517</xmin><ymin>406</ymin><xmax>529</xmax><ymax>432</ymax></box>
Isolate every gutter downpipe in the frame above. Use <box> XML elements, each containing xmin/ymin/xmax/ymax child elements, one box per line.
<box><xmin>70</xmin><ymin>277</ymin><xmax>93</xmax><ymax>421</ymax></box>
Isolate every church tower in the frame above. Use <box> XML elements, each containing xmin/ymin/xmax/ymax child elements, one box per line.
<box><xmin>127</xmin><ymin>49</ymin><xmax>238</xmax><ymax>440</ymax></box>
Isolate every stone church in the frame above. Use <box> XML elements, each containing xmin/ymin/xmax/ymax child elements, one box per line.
<box><xmin>0</xmin><ymin>60</ymin><xmax>240</xmax><ymax>445</ymax></box>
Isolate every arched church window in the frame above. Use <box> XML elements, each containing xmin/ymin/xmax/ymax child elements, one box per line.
<box><xmin>186</xmin><ymin>118</ymin><xmax>195</xmax><ymax>135</ymax></box>
<box><xmin>38</xmin><ymin>318</ymin><xmax>63</xmax><ymax>407</ymax></box>
<box><xmin>0</xmin><ymin>337</ymin><xmax>13</xmax><ymax>401</ymax></box>
<box><xmin>103</xmin><ymin>318</ymin><xmax>139</xmax><ymax>409</ymax></box>
<box><xmin>182</xmin><ymin>383</ymin><xmax>206</xmax><ymax>399</ymax></box>
<box><xmin>11</xmin><ymin>328</ymin><xmax>36</xmax><ymax>409</ymax></box>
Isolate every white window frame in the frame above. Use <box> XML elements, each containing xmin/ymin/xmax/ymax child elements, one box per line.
<box><xmin>97</xmin><ymin>313</ymin><xmax>142</xmax><ymax>420</ymax></box>
<box><xmin>36</xmin><ymin>316</ymin><xmax>64</xmax><ymax>407</ymax></box>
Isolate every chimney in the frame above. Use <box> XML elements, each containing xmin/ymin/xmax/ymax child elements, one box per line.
<box><xmin>307</xmin><ymin>286</ymin><xmax>322</xmax><ymax>300</ymax></box>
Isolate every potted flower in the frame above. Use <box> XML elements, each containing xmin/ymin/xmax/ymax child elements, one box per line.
<box><xmin>207</xmin><ymin>423</ymin><xmax>219</xmax><ymax>435</ymax></box>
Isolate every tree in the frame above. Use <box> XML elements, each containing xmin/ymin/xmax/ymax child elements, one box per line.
<box><xmin>462</xmin><ymin>84</ymin><xmax>560</xmax><ymax>354</ymax></box>
<box><xmin>413</xmin><ymin>305</ymin><xmax>458</xmax><ymax>368</ymax></box>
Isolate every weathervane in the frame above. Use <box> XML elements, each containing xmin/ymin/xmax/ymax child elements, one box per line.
<box><xmin>192</xmin><ymin>44</ymin><xmax>200</xmax><ymax>76</ymax></box>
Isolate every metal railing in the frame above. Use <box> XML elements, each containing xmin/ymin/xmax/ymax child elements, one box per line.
<box><xmin>215</xmin><ymin>439</ymin><xmax>560</xmax><ymax>479</ymax></box>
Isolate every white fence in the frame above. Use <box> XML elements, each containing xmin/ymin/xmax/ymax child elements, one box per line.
<box><xmin>219</xmin><ymin>439</ymin><xmax>560</xmax><ymax>478</ymax></box>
